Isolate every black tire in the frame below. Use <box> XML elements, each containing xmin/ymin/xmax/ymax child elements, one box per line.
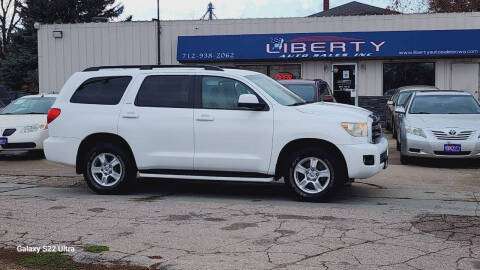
<box><xmin>385</xmin><ymin>115</ymin><xmax>392</xmax><ymax>131</ymax></box>
<box><xmin>284</xmin><ymin>146</ymin><xmax>346</xmax><ymax>202</ymax></box>
<box><xmin>396</xmin><ymin>139</ymin><xmax>401</xmax><ymax>151</ymax></box>
<box><xmin>392</xmin><ymin>125</ymin><xmax>397</xmax><ymax>139</ymax></box>
<box><xmin>400</xmin><ymin>154</ymin><xmax>410</xmax><ymax>165</ymax></box>
<box><xmin>83</xmin><ymin>143</ymin><xmax>137</xmax><ymax>194</ymax></box>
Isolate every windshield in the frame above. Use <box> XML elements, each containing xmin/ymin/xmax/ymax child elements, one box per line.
<box><xmin>245</xmin><ymin>74</ymin><xmax>305</xmax><ymax>106</ymax></box>
<box><xmin>0</xmin><ymin>97</ymin><xmax>56</xmax><ymax>115</ymax></box>
<box><xmin>282</xmin><ymin>84</ymin><xmax>316</xmax><ymax>103</ymax></box>
<box><xmin>396</xmin><ymin>92</ymin><xmax>412</xmax><ymax>106</ymax></box>
<box><xmin>409</xmin><ymin>95</ymin><xmax>480</xmax><ymax>114</ymax></box>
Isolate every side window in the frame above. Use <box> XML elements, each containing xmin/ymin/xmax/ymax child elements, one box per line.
<box><xmin>404</xmin><ymin>94</ymin><xmax>414</xmax><ymax>111</ymax></box>
<box><xmin>70</xmin><ymin>76</ymin><xmax>132</xmax><ymax>105</ymax></box>
<box><xmin>201</xmin><ymin>76</ymin><xmax>258</xmax><ymax>110</ymax></box>
<box><xmin>135</xmin><ymin>75</ymin><xmax>193</xmax><ymax>108</ymax></box>
<box><xmin>318</xmin><ymin>83</ymin><xmax>332</xmax><ymax>96</ymax></box>
<box><xmin>392</xmin><ymin>93</ymin><xmax>399</xmax><ymax>103</ymax></box>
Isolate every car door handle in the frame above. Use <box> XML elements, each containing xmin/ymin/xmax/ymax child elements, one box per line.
<box><xmin>196</xmin><ymin>115</ymin><xmax>215</xmax><ymax>121</ymax></box>
<box><xmin>121</xmin><ymin>112</ymin><xmax>139</xmax><ymax>119</ymax></box>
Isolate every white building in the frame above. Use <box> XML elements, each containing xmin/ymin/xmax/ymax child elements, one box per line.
<box><xmin>37</xmin><ymin>10</ymin><xmax>480</xmax><ymax>116</ymax></box>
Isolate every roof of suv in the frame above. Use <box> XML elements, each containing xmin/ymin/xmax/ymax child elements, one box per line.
<box><xmin>278</xmin><ymin>79</ymin><xmax>316</xmax><ymax>85</ymax></box>
<box><xmin>415</xmin><ymin>90</ymin><xmax>472</xmax><ymax>96</ymax></box>
<box><xmin>398</xmin><ymin>85</ymin><xmax>439</xmax><ymax>91</ymax></box>
<box><xmin>21</xmin><ymin>94</ymin><xmax>58</xmax><ymax>98</ymax></box>
<box><xmin>80</xmin><ymin>65</ymin><xmax>261</xmax><ymax>77</ymax></box>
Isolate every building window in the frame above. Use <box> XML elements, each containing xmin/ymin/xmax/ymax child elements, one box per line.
<box><xmin>235</xmin><ymin>64</ymin><xmax>301</xmax><ymax>80</ymax></box>
<box><xmin>383</xmin><ymin>62</ymin><xmax>435</xmax><ymax>94</ymax></box>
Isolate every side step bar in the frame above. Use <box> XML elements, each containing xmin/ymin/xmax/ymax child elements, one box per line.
<box><xmin>138</xmin><ymin>173</ymin><xmax>276</xmax><ymax>183</ymax></box>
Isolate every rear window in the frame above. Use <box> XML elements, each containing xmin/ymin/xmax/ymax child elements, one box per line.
<box><xmin>282</xmin><ymin>84</ymin><xmax>316</xmax><ymax>103</ymax></box>
<box><xmin>135</xmin><ymin>75</ymin><xmax>193</xmax><ymax>108</ymax></box>
<box><xmin>70</xmin><ymin>76</ymin><xmax>132</xmax><ymax>105</ymax></box>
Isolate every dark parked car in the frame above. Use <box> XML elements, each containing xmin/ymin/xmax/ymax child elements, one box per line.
<box><xmin>385</xmin><ymin>85</ymin><xmax>438</xmax><ymax>135</ymax></box>
<box><xmin>278</xmin><ymin>79</ymin><xmax>336</xmax><ymax>103</ymax></box>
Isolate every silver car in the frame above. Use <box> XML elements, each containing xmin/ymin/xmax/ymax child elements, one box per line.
<box><xmin>396</xmin><ymin>90</ymin><xmax>480</xmax><ymax>164</ymax></box>
<box><xmin>385</xmin><ymin>85</ymin><xmax>438</xmax><ymax>135</ymax></box>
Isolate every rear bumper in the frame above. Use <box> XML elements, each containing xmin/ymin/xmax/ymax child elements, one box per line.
<box><xmin>44</xmin><ymin>136</ymin><xmax>80</xmax><ymax>166</ymax></box>
<box><xmin>338</xmin><ymin>137</ymin><xmax>389</xmax><ymax>179</ymax></box>
<box><xmin>402</xmin><ymin>134</ymin><xmax>480</xmax><ymax>158</ymax></box>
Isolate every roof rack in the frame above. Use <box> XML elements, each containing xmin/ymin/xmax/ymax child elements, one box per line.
<box><xmin>82</xmin><ymin>65</ymin><xmax>224</xmax><ymax>72</ymax></box>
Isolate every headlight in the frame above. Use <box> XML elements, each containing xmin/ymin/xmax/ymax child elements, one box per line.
<box><xmin>341</xmin><ymin>122</ymin><xmax>368</xmax><ymax>137</ymax></box>
<box><xmin>405</xmin><ymin>126</ymin><xmax>426</xmax><ymax>138</ymax></box>
<box><xmin>23</xmin><ymin>123</ymin><xmax>47</xmax><ymax>133</ymax></box>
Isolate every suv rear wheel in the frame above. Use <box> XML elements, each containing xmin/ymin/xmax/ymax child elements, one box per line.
<box><xmin>83</xmin><ymin>143</ymin><xmax>136</xmax><ymax>194</ymax></box>
<box><xmin>285</xmin><ymin>147</ymin><xmax>345</xmax><ymax>201</ymax></box>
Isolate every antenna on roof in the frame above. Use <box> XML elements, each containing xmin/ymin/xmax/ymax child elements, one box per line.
<box><xmin>201</xmin><ymin>2</ymin><xmax>217</xmax><ymax>20</ymax></box>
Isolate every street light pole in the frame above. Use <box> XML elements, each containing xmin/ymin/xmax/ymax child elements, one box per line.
<box><xmin>157</xmin><ymin>0</ymin><xmax>161</xmax><ymax>65</ymax></box>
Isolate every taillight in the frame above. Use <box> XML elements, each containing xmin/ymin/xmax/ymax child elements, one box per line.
<box><xmin>47</xmin><ymin>108</ymin><xmax>61</xmax><ymax>124</ymax></box>
<box><xmin>323</xmin><ymin>95</ymin><xmax>334</xmax><ymax>102</ymax></box>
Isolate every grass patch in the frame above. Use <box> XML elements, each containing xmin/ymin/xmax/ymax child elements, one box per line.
<box><xmin>19</xmin><ymin>252</ymin><xmax>75</xmax><ymax>270</ymax></box>
<box><xmin>0</xmin><ymin>248</ymin><xmax>151</xmax><ymax>270</ymax></box>
<box><xmin>84</xmin><ymin>245</ymin><xmax>110</xmax><ymax>253</ymax></box>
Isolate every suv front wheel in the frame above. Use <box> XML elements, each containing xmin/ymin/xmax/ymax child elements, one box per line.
<box><xmin>285</xmin><ymin>147</ymin><xmax>345</xmax><ymax>201</ymax></box>
<box><xmin>83</xmin><ymin>143</ymin><xmax>136</xmax><ymax>194</ymax></box>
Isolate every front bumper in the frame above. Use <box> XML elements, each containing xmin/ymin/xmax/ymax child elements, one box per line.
<box><xmin>338</xmin><ymin>137</ymin><xmax>389</xmax><ymax>179</ymax></box>
<box><xmin>0</xmin><ymin>130</ymin><xmax>48</xmax><ymax>151</ymax></box>
<box><xmin>402</xmin><ymin>134</ymin><xmax>480</xmax><ymax>158</ymax></box>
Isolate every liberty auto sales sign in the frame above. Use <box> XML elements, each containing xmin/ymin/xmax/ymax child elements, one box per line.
<box><xmin>177</xmin><ymin>29</ymin><xmax>480</xmax><ymax>62</ymax></box>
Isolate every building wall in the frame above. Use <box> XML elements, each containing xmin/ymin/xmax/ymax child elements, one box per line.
<box><xmin>38</xmin><ymin>12</ymin><xmax>480</xmax><ymax>93</ymax></box>
<box><xmin>38</xmin><ymin>22</ymin><xmax>157</xmax><ymax>92</ymax></box>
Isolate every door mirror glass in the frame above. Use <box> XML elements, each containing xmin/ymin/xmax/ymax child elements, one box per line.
<box><xmin>387</xmin><ymin>100</ymin><xmax>394</xmax><ymax>105</ymax></box>
<box><xmin>395</xmin><ymin>107</ymin><xmax>406</xmax><ymax>114</ymax></box>
<box><xmin>238</xmin><ymin>94</ymin><xmax>265</xmax><ymax>110</ymax></box>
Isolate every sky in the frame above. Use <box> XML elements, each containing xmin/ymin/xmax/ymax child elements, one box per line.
<box><xmin>119</xmin><ymin>0</ymin><xmax>392</xmax><ymax>21</ymax></box>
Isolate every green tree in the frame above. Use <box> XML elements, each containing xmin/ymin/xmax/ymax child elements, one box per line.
<box><xmin>428</xmin><ymin>0</ymin><xmax>480</xmax><ymax>12</ymax></box>
<box><xmin>389</xmin><ymin>0</ymin><xmax>480</xmax><ymax>13</ymax></box>
<box><xmin>0</xmin><ymin>0</ymin><xmax>125</xmax><ymax>92</ymax></box>
<box><xmin>0</xmin><ymin>0</ymin><xmax>21</xmax><ymax>58</ymax></box>
<box><xmin>20</xmin><ymin>0</ymin><xmax>125</xmax><ymax>32</ymax></box>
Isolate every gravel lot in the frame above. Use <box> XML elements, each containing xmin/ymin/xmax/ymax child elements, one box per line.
<box><xmin>1</xmin><ymin>133</ymin><xmax>480</xmax><ymax>269</ymax></box>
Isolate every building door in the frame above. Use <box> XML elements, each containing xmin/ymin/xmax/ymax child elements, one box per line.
<box><xmin>452</xmin><ymin>63</ymin><xmax>479</xmax><ymax>99</ymax></box>
<box><xmin>332</xmin><ymin>64</ymin><xmax>357</xmax><ymax>105</ymax></box>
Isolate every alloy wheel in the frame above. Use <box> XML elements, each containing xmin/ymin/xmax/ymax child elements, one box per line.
<box><xmin>90</xmin><ymin>153</ymin><xmax>123</xmax><ymax>187</ymax></box>
<box><xmin>294</xmin><ymin>157</ymin><xmax>331</xmax><ymax>194</ymax></box>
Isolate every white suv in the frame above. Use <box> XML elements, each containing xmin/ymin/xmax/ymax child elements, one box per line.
<box><xmin>45</xmin><ymin>65</ymin><xmax>388</xmax><ymax>201</ymax></box>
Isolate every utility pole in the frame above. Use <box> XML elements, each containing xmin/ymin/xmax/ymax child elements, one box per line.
<box><xmin>157</xmin><ymin>0</ymin><xmax>161</xmax><ymax>65</ymax></box>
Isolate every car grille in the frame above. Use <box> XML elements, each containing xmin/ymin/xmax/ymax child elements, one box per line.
<box><xmin>369</xmin><ymin>114</ymin><xmax>382</xmax><ymax>144</ymax></box>
<box><xmin>2</xmin><ymin>128</ymin><xmax>16</xmax><ymax>136</ymax></box>
<box><xmin>431</xmin><ymin>130</ymin><xmax>473</xmax><ymax>141</ymax></box>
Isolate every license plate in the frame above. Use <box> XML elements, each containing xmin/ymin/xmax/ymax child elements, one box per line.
<box><xmin>444</xmin><ymin>144</ymin><xmax>461</xmax><ymax>153</ymax></box>
<box><xmin>0</xmin><ymin>137</ymin><xmax>7</xmax><ymax>146</ymax></box>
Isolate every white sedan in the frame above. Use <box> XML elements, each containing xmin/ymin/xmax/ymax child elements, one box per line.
<box><xmin>0</xmin><ymin>94</ymin><xmax>57</xmax><ymax>153</ymax></box>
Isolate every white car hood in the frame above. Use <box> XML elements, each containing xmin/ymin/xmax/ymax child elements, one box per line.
<box><xmin>295</xmin><ymin>102</ymin><xmax>373</xmax><ymax>122</ymax></box>
<box><xmin>0</xmin><ymin>114</ymin><xmax>47</xmax><ymax>128</ymax></box>
<box><xmin>407</xmin><ymin>114</ymin><xmax>480</xmax><ymax>129</ymax></box>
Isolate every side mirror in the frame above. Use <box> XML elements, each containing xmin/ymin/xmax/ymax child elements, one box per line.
<box><xmin>238</xmin><ymin>94</ymin><xmax>266</xmax><ymax>110</ymax></box>
<box><xmin>395</xmin><ymin>107</ymin><xmax>406</xmax><ymax>114</ymax></box>
<box><xmin>387</xmin><ymin>100</ymin><xmax>394</xmax><ymax>105</ymax></box>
